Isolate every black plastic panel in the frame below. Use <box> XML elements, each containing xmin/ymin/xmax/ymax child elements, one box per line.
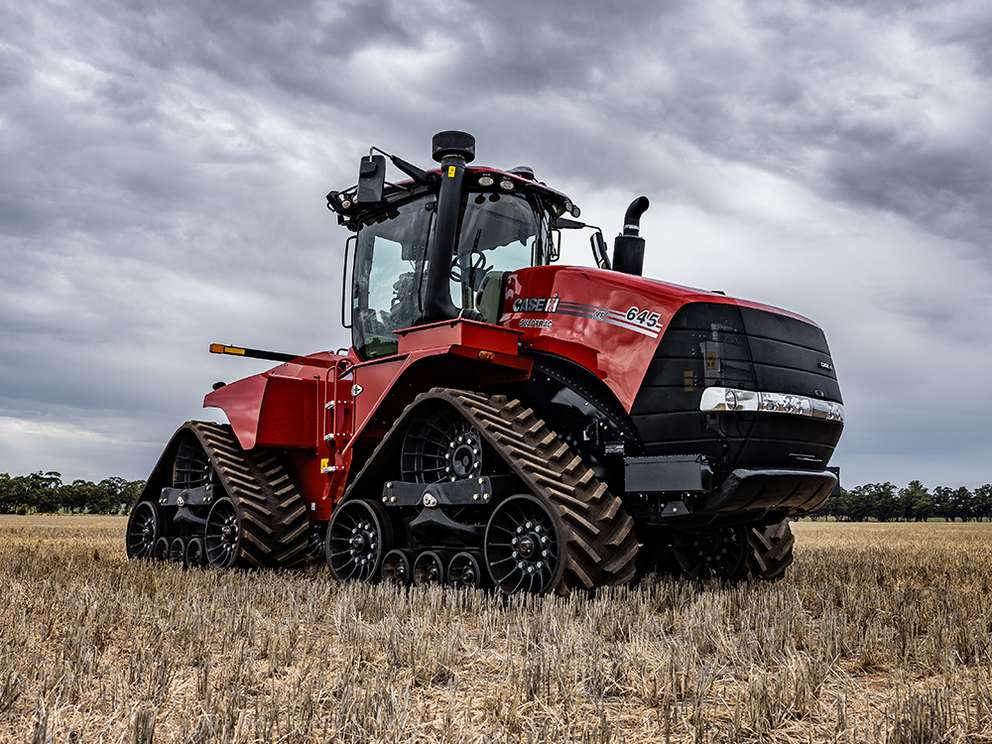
<box><xmin>630</xmin><ymin>302</ymin><xmax>842</xmax><ymax>476</ymax></box>
<box><xmin>740</xmin><ymin>307</ymin><xmax>829</xmax><ymax>352</ymax></box>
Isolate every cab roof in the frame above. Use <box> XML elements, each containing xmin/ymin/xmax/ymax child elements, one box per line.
<box><xmin>326</xmin><ymin>166</ymin><xmax>577</xmax><ymax>231</ymax></box>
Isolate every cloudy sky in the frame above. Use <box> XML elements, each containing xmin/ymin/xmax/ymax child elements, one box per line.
<box><xmin>1</xmin><ymin>0</ymin><xmax>990</xmax><ymax>488</ymax></box>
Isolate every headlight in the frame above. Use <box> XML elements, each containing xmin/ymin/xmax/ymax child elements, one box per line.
<box><xmin>700</xmin><ymin>386</ymin><xmax>843</xmax><ymax>423</ymax></box>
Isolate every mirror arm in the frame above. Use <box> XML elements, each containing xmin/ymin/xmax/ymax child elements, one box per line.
<box><xmin>589</xmin><ymin>228</ymin><xmax>611</xmax><ymax>270</ymax></box>
<box><xmin>371</xmin><ymin>146</ymin><xmax>433</xmax><ymax>186</ymax></box>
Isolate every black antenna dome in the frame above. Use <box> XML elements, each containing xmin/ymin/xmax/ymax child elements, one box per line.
<box><xmin>432</xmin><ymin>131</ymin><xmax>476</xmax><ymax>163</ymax></box>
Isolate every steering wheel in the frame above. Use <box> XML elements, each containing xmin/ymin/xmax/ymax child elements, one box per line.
<box><xmin>449</xmin><ymin>249</ymin><xmax>492</xmax><ymax>287</ymax></box>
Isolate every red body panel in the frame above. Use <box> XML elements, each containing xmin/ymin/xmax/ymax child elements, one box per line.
<box><xmin>503</xmin><ymin>265</ymin><xmax>816</xmax><ymax>411</ymax></box>
<box><xmin>203</xmin><ymin>319</ymin><xmax>530</xmax><ymax>520</ymax></box>
<box><xmin>202</xmin><ymin>265</ymin><xmax>813</xmax><ymax>523</ymax></box>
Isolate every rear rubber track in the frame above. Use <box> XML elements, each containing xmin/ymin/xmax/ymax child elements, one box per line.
<box><xmin>743</xmin><ymin>519</ymin><xmax>795</xmax><ymax>581</ymax></box>
<box><xmin>188</xmin><ymin>421</ymin><xmax>310</xmax><ymax>569</ymax></box>
<box><xmin>345</xmin><ymin>388</ymin><xmax>640</xmax><ymax>593</ymax></box>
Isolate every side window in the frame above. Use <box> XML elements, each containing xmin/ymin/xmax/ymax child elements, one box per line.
<box><xmin>352</xmin><ymin>198</ymin><xmax>432</xmax><ymax>359</ymax></box>
<box><xmin>366</xmin><ymin>236</ymin><xmax>422</xmax><ymax>342</ymax></box>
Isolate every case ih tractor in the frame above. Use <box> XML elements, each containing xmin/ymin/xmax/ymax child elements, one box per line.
<box><xmin>125</xmin><ymin>131</ymin><xmax>844</xmax><ymax>594</ymax></box>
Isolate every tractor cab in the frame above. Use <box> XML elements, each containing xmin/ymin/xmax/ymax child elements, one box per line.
<box><xmin>327</xmin><ymin>132</ymin><xmax>581</xmax><ymax>360</ymax></box>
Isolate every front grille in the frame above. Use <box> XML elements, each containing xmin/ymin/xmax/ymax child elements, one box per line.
<box><xmin>630</xmin><ymin>302</ymin><xmax>843</xmax><ymax>474</ymax></box>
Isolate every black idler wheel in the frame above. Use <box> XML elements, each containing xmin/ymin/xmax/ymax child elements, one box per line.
<box><xmin>381</xmin><ymin>549</ymin><xmax>413</xmax><ymax>587</ymax></box>
<box><xmin>125</xmin><ymin>501</ymin><xmax>161</xmax><ymax>560</ymax></box>
<box><xmin>413</xmin><ymin>551</ymin><xmax>446</xmax><ymax>586</ymax></box>
<box><xmin>152</xmin><ymin>537</ymin><xmax>170</xmax><ymax>562</ymax></box>
<box><xmin>484</xmin><ymin>494</ymin><xmax>562</xmax><ymax>595</ymax></box>
<box><xmin>168</xmin><ymin>537</ymin><xmax>187</xmax><ymax>565</ymax></box>
<box><xmin>447</xmin><ymin>551</ymin><xmax>484</xmax><ymax>589</ymax></box>
<box><xmin>204</xmin><ymin>497</ymin><xmax>241</xmax><ymax>568</ymax></box>
<box><xmin>185</xmin><ymin>537</ymin><xmax>205</xmax><ymax>567</ymax></box>
<box><xmin>325</xmin><ymin>499</ymin><xmax>392</xmax><ymax>583</ymax></box>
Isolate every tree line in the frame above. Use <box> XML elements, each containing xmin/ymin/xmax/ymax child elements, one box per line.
<box><xmin>816</xmin><ymin>481</ymin><xmax>992</xmax><ymax>522</ymax></box>
<box><xmin>0</xmin><ymin>472</ymin><xmax>145</xmax><ymax>515</ymax></box>
<box><xmin>0</xmin><ymin>471</ymin><xmax>990</xmax><ymax>522</ymax></box>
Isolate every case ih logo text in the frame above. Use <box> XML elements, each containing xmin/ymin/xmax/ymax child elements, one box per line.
<box><xmin>513</xmin><ymin>295</ymin><xmax>560</xmax><ymax>313</ymax></box>
<box><xmin>511</xmin><ymin>295</ymin><xmax>661</xmax><ymax>339</ymax></box>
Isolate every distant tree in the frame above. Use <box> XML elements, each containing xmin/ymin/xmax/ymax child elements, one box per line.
<box><xmin>975</xmin><ymin>484</ymin><xmax>992</xmax><ymax>522</ymax></box>
<box><xmin>899</xmin><ymin>480</ymin><xmax>933</xmax><ymax>521</ymax></box>
<box><xmin>932</xmin><ymin>486</ymin><xmax>955</xmax><ymax>521</ymax></box>
<box><xmin>858</xmin><ymin>482</ymin><xmax>898</xmax><ymax>522</ymax></box>
<box><xmin>953</xmin><ymin>486</ymin><xmax>975</xmax><ymax>521</ymax></box>
<box><xmin>0</xmin><ymin>472</ymin><xmax>144</xmax><ymax>514</ymax></box>
<box><xmin>845</xmin><ymin>484</ymin><xmax>873</xmax><ymax>522</ymax></box>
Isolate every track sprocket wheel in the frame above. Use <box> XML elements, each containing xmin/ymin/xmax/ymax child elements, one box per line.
<box><xmin>325</xmin><ymin>499</ymin><xmax>392</xmax><ymax>583</ymax></box>
<box><xmin>400</xmin><ymin>408</ymin><xmax>482</xmax><ymax>484</ymax></box>
<box><xmin>125</xmin><ymin>501</ymin><xmax>161</xmax><ymax>560</ymax></box>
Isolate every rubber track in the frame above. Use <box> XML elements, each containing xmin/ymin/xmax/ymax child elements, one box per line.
<box><xmin>343</xmin><ymin>388</ymin><xmax>640</xmax><ymax>594</ymax></box>
<box><xmin>185</xmin><ymin>421</ymin><xmax>310</xmax><ymax>569</ymax></box>
<box><xmin>743</xmin><ymin>519</ymin><xmax>795</xmax><ymax>581</ymax></box>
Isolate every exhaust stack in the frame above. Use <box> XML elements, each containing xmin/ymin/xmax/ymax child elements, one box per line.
<box><xmin>420</xmin><ymin>130</ymin><xmax>475</xmax><ymax>322</ymax></box>
<box><xmin>613</xmin><ymin>196</ymin><xmax>650</xmax><ymax>276</ymax></box>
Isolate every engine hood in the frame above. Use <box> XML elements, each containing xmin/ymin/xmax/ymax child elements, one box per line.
<box><xmin>502</xmin><ymin>265</ymin><xmax>828</xmax><ymax>411</ymax></box>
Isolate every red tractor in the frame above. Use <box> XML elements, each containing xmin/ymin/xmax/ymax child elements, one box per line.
<box><xmin>125</xmin><ymin>131</ymin><xmax>843</xmax><ymax>594</ymax></box>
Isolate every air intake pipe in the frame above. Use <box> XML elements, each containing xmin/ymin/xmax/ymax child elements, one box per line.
<box><xmin>421</xmin><ymin>130</ymin><xmax>475</xmax><ymax>322</ymax></box>
<box><xmin>613</xmin><ymin>196</ymin><xmax>650</xmax><ymax>276</ymax></box>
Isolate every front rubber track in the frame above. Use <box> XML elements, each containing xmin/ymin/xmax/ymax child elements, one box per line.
<box><xmin>343</xmin><ymin>388</ymin><xmax>640</xmax><ymax>594</ymax></box>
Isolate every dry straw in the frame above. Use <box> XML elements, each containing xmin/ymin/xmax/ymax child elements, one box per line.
<box><xmin>1</xmin><ymin>516</ymin><xmax>991</xmax><ymax>743</ymax></box>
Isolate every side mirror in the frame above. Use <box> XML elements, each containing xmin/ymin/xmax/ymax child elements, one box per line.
<box><xmin>550</xmin><ymin>228</ymin><xmax>561</xmax><ymax>262</ymax></box>
<box><xmin>591</xmin><ymin>231</ymin><xmax>610</xmax><ymax>270</ymax></box>
<box><xmin>356</xmin><ymin>154</ymin><xmax>386</xmax><ymax>203</ymax></box>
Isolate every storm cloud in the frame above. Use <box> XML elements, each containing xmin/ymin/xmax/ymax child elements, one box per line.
<box><xmin>1</xmin><ymin>0</ymin><xmax>990</xmax><ymax>487</ymax></box>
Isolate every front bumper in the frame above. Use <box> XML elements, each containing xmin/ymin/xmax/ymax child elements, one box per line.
<box><xmin>696</xmin><ymin>468</ymin><xmax>836</xmax><ymax>514</ymax></box>
<box><xmin>624</xmin><ymin>457</ymin><xmax>837</xmax><ymax>522</ymax></box>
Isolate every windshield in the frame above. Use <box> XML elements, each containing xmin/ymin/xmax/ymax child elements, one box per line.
<box><xmin>452</xmin><ymin>192</ymin><xmax>544</xmax><ymax>307</ymax></box>
<box><xmin>352</xmin><ymin>191</ymin><xmax>545</xmax><ymax>359</ymax></box>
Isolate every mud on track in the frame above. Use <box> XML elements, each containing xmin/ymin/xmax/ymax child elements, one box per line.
<box><xmin>1</xmin><ymin>516</ymin><xmax>991</xmax><ymax>743</ymax></box>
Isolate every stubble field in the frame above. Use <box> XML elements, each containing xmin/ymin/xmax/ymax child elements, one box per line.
<box><xmin>1</xmin><ymin>516</ymin><xmax>991</xmax><ymax>743</ymax></box>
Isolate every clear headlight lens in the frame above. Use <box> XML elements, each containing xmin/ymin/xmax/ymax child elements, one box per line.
<box><xmin>700</xmin><ymin>386</ymin><xmax>843</xmax><ymax>423</ymax></box>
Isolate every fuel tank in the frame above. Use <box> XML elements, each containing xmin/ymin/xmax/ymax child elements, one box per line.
<box><xmin>502</xmin><ymin>265</ymin><xmax>843</xmax><ymax>476</ymax></box>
